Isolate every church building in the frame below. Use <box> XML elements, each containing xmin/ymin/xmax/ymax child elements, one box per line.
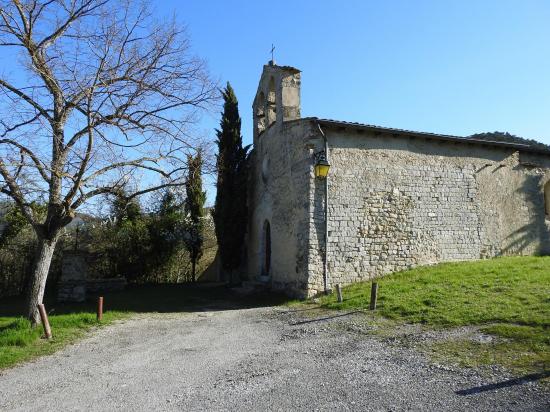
<box><xmin>244</xmin><ymin>61</ymin><xmax>550</xmax><ymax>298</ymax></box>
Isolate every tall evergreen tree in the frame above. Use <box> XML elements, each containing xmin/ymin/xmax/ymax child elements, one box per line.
<box><xmin>158</xmin><ymin>190</ymin><xmax>182</xmax><ymax>217</ymax></box>
<box><xmin>110</xmin><ymin>190</ymin><xmax>143</xmax><ymax>224</ymax></box>
<box><xmin>184</xmin><ymin>150</ymin><xmax>206</xmax><ymax>282</ymax></box>
<box><xmin>213</xmin><ymin>83</ymin><xmax>250</xmax><ymax>281</ymax></box>
<box><xmin>151</xmin><ymin>188</ymin><xmax>185</xmax><ymax>266</ymax></box>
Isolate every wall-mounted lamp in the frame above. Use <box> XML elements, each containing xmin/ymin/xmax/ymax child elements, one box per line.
<box><xmin>314</xmin><ymin>151</ymin><xmax>330</xmax><ymax>178</ymax></box>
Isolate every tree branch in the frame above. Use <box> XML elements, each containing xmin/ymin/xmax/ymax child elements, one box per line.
<box><xmin>0</xmin><ymin>138</ymin><xmax>51</xmax><ymax>182</ymax></box>
<box><xmin>0</xmin><ymin>157</ymin><xmax>36</xmax><ymax>225</ymax></box>
<box><xmin>0</xmin><ymin>78</ymin><xmax>52</xmax><ymax>121</ymax></box>
<box><xmin>38</xmin><ymin>1</ymin><xmax>108</xmax><ymax>49</ymax></box>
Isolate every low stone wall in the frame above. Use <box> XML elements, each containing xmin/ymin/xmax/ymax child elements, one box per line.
<box><xmin>57</xmin><ymin>252</ymin><xmax>127</xmax><ymax>302</ymax></box>
<box><xmin>57</xmin><ymin>280</ymin><xmax>87</xmax><ymax>303</ymax></box>
<box><xmin>57</xmin><ymin>252</ymin><xmax>87</xmax><ymax>302</ymax></box>
<box><xmin>86</xmin><ymin>278</ymin><xmax>127</xmax><ymax>295</ymax></box>
<box><xmin>57</xmin><ymin>278</ymin><xmax>127</xmax><ymax>302</ymax></box>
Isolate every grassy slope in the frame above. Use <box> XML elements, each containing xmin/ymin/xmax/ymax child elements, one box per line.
<box><xmin>319</xmin><ymin>257</ymin><xmax>550</xmax><ymax>372</ymax></box>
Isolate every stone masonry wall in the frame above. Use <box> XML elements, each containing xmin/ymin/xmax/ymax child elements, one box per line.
<box><xmin>57</xmin><ymin>253</ymin><xmax>87</xmax><ymax>302</ymax></box>
<box><xmin>307</xmin><ymin>129</ymin><xmax>550</xmax><ymax>294</ymax></box>
<box><xmin>246</xmin><ymin>120</ymin><xmax>315</xmax><ymax>298</ymax></box>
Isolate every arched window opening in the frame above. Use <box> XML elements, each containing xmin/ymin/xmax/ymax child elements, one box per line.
<box><xmin>267</xmin><ymin>76</ymin><xmax>276</xmax><ymax>126</ymax></box>
<box><xmin>544</xmin><ymin>181</ymin><xmax>550</xmax><ymax>217</ymax></box>
<box><xmin>261</xmin><ymin>220</ymin><xmax>271</xmax><ymax>277</ymax></box>
<box><xmin>255</xmin><ymin>91</ymin><xmax>266</xmax><ymax>135</ymax></box>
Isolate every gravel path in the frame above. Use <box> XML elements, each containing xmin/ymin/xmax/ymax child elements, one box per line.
<box><xmin>0</xmin><ymin>305</ymin><xmax>548</xmax><ymax>411</ymax></box>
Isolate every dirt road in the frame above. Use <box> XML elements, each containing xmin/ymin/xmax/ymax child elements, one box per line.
<box><xmin>0</xmin><ymin>306</ymin><xmax>548</xmax><ymax>411</ymax></box>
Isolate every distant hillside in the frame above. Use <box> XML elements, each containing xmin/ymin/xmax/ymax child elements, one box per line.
<box><xmin>469</xmin><ymin>131</ymin><xmax>550</xmax><ymax>152</ymax></box>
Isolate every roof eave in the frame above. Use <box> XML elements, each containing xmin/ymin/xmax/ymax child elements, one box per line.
<box><xmin>314</xmin><ymin>118</ymin><xmax>550</xmax><ymax>156</ymax></box>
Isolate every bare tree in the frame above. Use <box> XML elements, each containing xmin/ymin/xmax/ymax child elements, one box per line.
<box><xmin>0</xmin><ymin>0</ymin><xmax>217</xmax><ymax>324</ymax></box>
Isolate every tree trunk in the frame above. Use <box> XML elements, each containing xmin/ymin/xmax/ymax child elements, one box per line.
<box><xmin>26</xmin><ymin>236</ymin><xmax>58</xmax><ymax>326</ymax></box>
<box><xmin>191</xmin><ymin>258</ymin><xmax>196</xmax><ymax>283</ymax></box>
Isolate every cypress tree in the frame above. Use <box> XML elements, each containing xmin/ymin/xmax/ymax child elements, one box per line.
<box><xmin>184</xmin><ymin>150</ymin><xmax>206</xmax><ymax>282</ymax></box>
<box><xmin>110</xmin><ymin>189</ymin><xmax>143</xmax><ymax>224</ymax></box>
<box><xmin>213</xmin><ymin>83</ymin><xmax>250</xmax><ymax>281</ymax></box>
<box><xmin>158</xmin><ymin>189</ymin><xmax>182</xmax><ymax>217</ymax></box>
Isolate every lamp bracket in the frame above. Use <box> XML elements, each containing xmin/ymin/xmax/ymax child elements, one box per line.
<box><xmin>314</xmin><ymin>150</ymin><xmax>327</xmax><ymax>163</ymax></box>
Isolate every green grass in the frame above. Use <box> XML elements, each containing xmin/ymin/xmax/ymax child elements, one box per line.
<box><xmin>0</xmin><ymin>311</ymin><xmax>129</xmax><ymax>369</ymax></box>
<box><xmin>319</xmin><ymin>256</ymin><xmax>550</xmax><ymax>373</ymax></box>
<box><xmin>0</xmin><ymin>283</ymin><xmax>288</xmax><ymax>370</ymax></box>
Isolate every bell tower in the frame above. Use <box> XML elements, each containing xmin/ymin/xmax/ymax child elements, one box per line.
<box><xmin>252</xmin><ymin>61</ymin><xmax>301</xmax><ymax>145</ymax></box>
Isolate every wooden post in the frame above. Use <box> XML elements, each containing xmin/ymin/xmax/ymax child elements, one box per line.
<box><xmin>370</xmin><ymin>282</ymin><xmax>378</xmax><ymax>310</ymax></box>
<box><xmin>97</xmin><ymin>296</ymin><xmax>103</xmax><ymax>322</ymax></box>
<box><xmin>37</xmin><ymin>303</ymin><xmax>52</xmax><ymax>339</ymax></box>
<box><xmin>336</xmin><ymin>284</ymin><xmax>343</xmax><ymax>303</ymax></box>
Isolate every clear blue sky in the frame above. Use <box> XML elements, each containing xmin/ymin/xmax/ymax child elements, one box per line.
<box><xmin>1</xmin><ymin>1</ymin><xmax>549</xmax><ymax>207</ymax></box>
<box><xmin>160</xmin><ymin>0</ymin><xmax>550</xmax><ymax>147</ymax></box>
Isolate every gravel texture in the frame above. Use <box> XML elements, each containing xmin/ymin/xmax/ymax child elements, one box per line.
<box><xmin>0</xmin><ymin>305</ymin><xmax>548</xmax><ymax>411</ymax></box>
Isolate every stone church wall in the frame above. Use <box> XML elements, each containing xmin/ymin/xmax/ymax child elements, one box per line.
<box><xmin>245</xmin><ymin>63</ymin><xmax>550</xmax><ymax>299</ymax></box>
<box><xmin>308</xmin><ymin>129</ymin><xmax>550</xmax><ymax>293</ymax></box>
<box><xmin>246</xmin><ymin>121</ymin><xmax>315</xmax><ymax>297</ymax></box>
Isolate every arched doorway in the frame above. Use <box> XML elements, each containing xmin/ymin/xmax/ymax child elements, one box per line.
<box><xmin>261</xmin><ymin>220</ymin><xmax>271</xmax><ymax>279</ymax></box>
<box><xmin>545</xmin><ymin>180</ymin><xmax>550</xmax><ymax>217</ymax></box>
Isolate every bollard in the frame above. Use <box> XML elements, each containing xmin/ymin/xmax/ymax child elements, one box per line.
<box><xmin>336</xmin><ymin>284</ymin><xmax>343</xmax><ymax>303</ymax></box>
<box><xmin>370</xmin><ymin>282</ymin><xmax>378</xmax><ymax>311</ymax></box>
<box><xmin>37</xmin><ymin>303</ymin><xmax>52</xmax><ymax>339</ymax></box>
<box><xmin>97</xmin><ymin>296</ymin><xmax>103</xmax><ymax>322</ymax></box>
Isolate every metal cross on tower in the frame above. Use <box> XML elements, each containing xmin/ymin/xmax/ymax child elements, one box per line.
<box><xmin>270</xmin><ymin>44</ymin><xmax>275</xmax><ymax>64</ymax></box>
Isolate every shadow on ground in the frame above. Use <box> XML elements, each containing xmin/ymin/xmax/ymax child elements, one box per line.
<box><xmin>456</xmin><ymin>371</ymin><xmax>550</xmax><ymax>395</ymax></box>
<box><xmin>289</xmin><ymin>310</ymin><xmax>363</xmax><ymax>325</ymax></box>
<box><xmin>0</xmin><ymin>283</ymin><xmax>291</xmax><ymax>317</ymax></box>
